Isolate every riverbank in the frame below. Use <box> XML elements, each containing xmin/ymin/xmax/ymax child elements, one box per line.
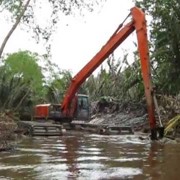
<box><xmin>0</xmin><ymin>112</ymin><xmax>17</xmax><ymax>151</ymax></box>
<box><xmin>90</xmin><ymin>99</ymin><xmax>150</xmax><ymax>132</ymax></box>
<box><xmin>0</xmin><ymin>95</ymin><xmax>179</xmax><ymax>151</ymax></box>
<box><xmin>89</xmin><ymin>95</ymin><xmax>180</xmax><ymax>136</ymax></box>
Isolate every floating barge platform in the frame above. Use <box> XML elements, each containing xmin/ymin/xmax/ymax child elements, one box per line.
<box><xmin>71</xmin><ymin>121</ymin><xmax>134</xmax><ymax>135</ymax></box>
<box><xmin>17</xmin><ymin>120</ymin><xmax>134</xmax><ymax>136</ymax></box>
<box><xmin>18</xmin><ymin>121</ymin><xmax>63</xmax><ymax>136</ymax></box>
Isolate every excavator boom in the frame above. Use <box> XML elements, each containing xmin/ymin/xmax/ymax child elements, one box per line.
<box><xmin>61</xmin><ymin>7</ymin><xmax>157</xmax><ymax>139</ymax></box>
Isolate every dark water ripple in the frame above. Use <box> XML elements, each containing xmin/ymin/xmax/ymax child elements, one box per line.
<box><xmin>0</xmin><ymin>132</ymin><xmax>180</xmax><ymax>180</ymax></box>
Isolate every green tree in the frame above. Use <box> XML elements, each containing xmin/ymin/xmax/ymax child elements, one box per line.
<box><xmin>4</xmin><ymin>51</ymin><xmax>44</xmax><ymax>103</ymax></box>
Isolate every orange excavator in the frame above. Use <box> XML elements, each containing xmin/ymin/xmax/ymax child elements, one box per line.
<box><xmin>35</xmin><ymin>7</ymin><xmax>164</xmax><ymax>140</ymax></box>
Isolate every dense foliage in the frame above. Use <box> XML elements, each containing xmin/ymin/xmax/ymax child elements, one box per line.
<box><xmin>135</xmin><ymin>0</ymin><xmax>180</xmax><ymax>95</ymax></box>
<box><xmin>0</xmin><ymin>51</ymin><xmax>43</xmax><ymax>112</ymax></box>
<box><xmin>83</xmin><ymin>53</ymin><xmax>144</xmax><ymax>102</ymax></box>
<box><xmin>0</xmin><ymin>51</ymin><xmax>72</xmax><ymax>115</ymax></box>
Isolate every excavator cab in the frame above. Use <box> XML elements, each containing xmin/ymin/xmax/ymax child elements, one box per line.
<box><xmin>74</xmin><ymin>94</ymin><xmax>90</xmax><ymax>121</ymax></box>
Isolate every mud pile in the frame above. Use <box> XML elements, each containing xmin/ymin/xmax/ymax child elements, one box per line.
<box><xmin>89</xmin><ymin>95</ymin><xmax>180</xmax><ymax>133</ymax></box>
<box><xmin>0</xmin><ymin>112</ymin><xmax>17</xmax><ymax>151</ymax></box>
<box><xmin>89</xmin><ymin>97</ymin><xmax>148</xmax><ymax>131</ymax></box>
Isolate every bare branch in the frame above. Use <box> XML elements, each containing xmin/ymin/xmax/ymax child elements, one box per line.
<box><xmin>0</xmin><ymin>0</ymin><xmax>31</xmax><ymax>59</ymax></box>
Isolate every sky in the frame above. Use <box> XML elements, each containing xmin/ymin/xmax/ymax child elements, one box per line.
<box><xmin>0</xmin><ymin>0</ymin><xmax>136</xmax><ymax>76</ymax></box>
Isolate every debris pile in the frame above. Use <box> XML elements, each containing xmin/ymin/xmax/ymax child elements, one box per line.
<box><xmin>90</xmin><ymin>97</ymin><xmax>148</xmax><ymax>131</ymax></box>
<box><xmin>90</xmin><ymin>95</ymin><xmax>180</xmax><ymax>137</ymax></box>
<box><xmin>158</xmin><ymin>95</ymin><xmax>180</xmax><ymax>121</ymax></box>
<box><xmin>0</xmin><ymin>111</ymin><xmax>17</xmax><ymax>151</ymax></box>
<box><xmin>164</xmin><ymin>115</ymin><xmax>180</xmax><ymax>139</ymax></box>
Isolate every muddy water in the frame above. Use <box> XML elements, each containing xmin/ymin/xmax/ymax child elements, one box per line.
<box><xmin>0</xmin><ymin>132</ymin><xmax>180</xmax><ymax>180</ymax></box>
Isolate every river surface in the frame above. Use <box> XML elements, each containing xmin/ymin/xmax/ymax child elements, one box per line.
<box><xmin>0</xmin><ymin>131</ymin><xmax>180</xmax><ymax>180</ymax></box>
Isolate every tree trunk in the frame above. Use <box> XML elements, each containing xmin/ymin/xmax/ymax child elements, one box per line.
<box><xmin>0</xmin><ymin>0</ymin><xmax>31</xmax><ymax>59</ymax></box>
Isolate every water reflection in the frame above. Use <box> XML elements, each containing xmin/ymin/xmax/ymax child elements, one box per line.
<box><xmin>62</xmin><ymin>136</ymin><xmax>80</xmax><ymax>179</ymax></box>
<box><xmin>0</xmin><ymin>133</ymin><xmax>180</xmax><ymax>179</ymax></box>
<box><xmin>143</xmin><ymin>142</ymin><xmax>180</xmax><ymax>180</ymax></box>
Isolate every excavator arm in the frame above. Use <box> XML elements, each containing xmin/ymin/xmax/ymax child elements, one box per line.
<box><xmin>61</xmin><ymin>7</ymin><xmax>158</xmax><ymax>139</ymax></box>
